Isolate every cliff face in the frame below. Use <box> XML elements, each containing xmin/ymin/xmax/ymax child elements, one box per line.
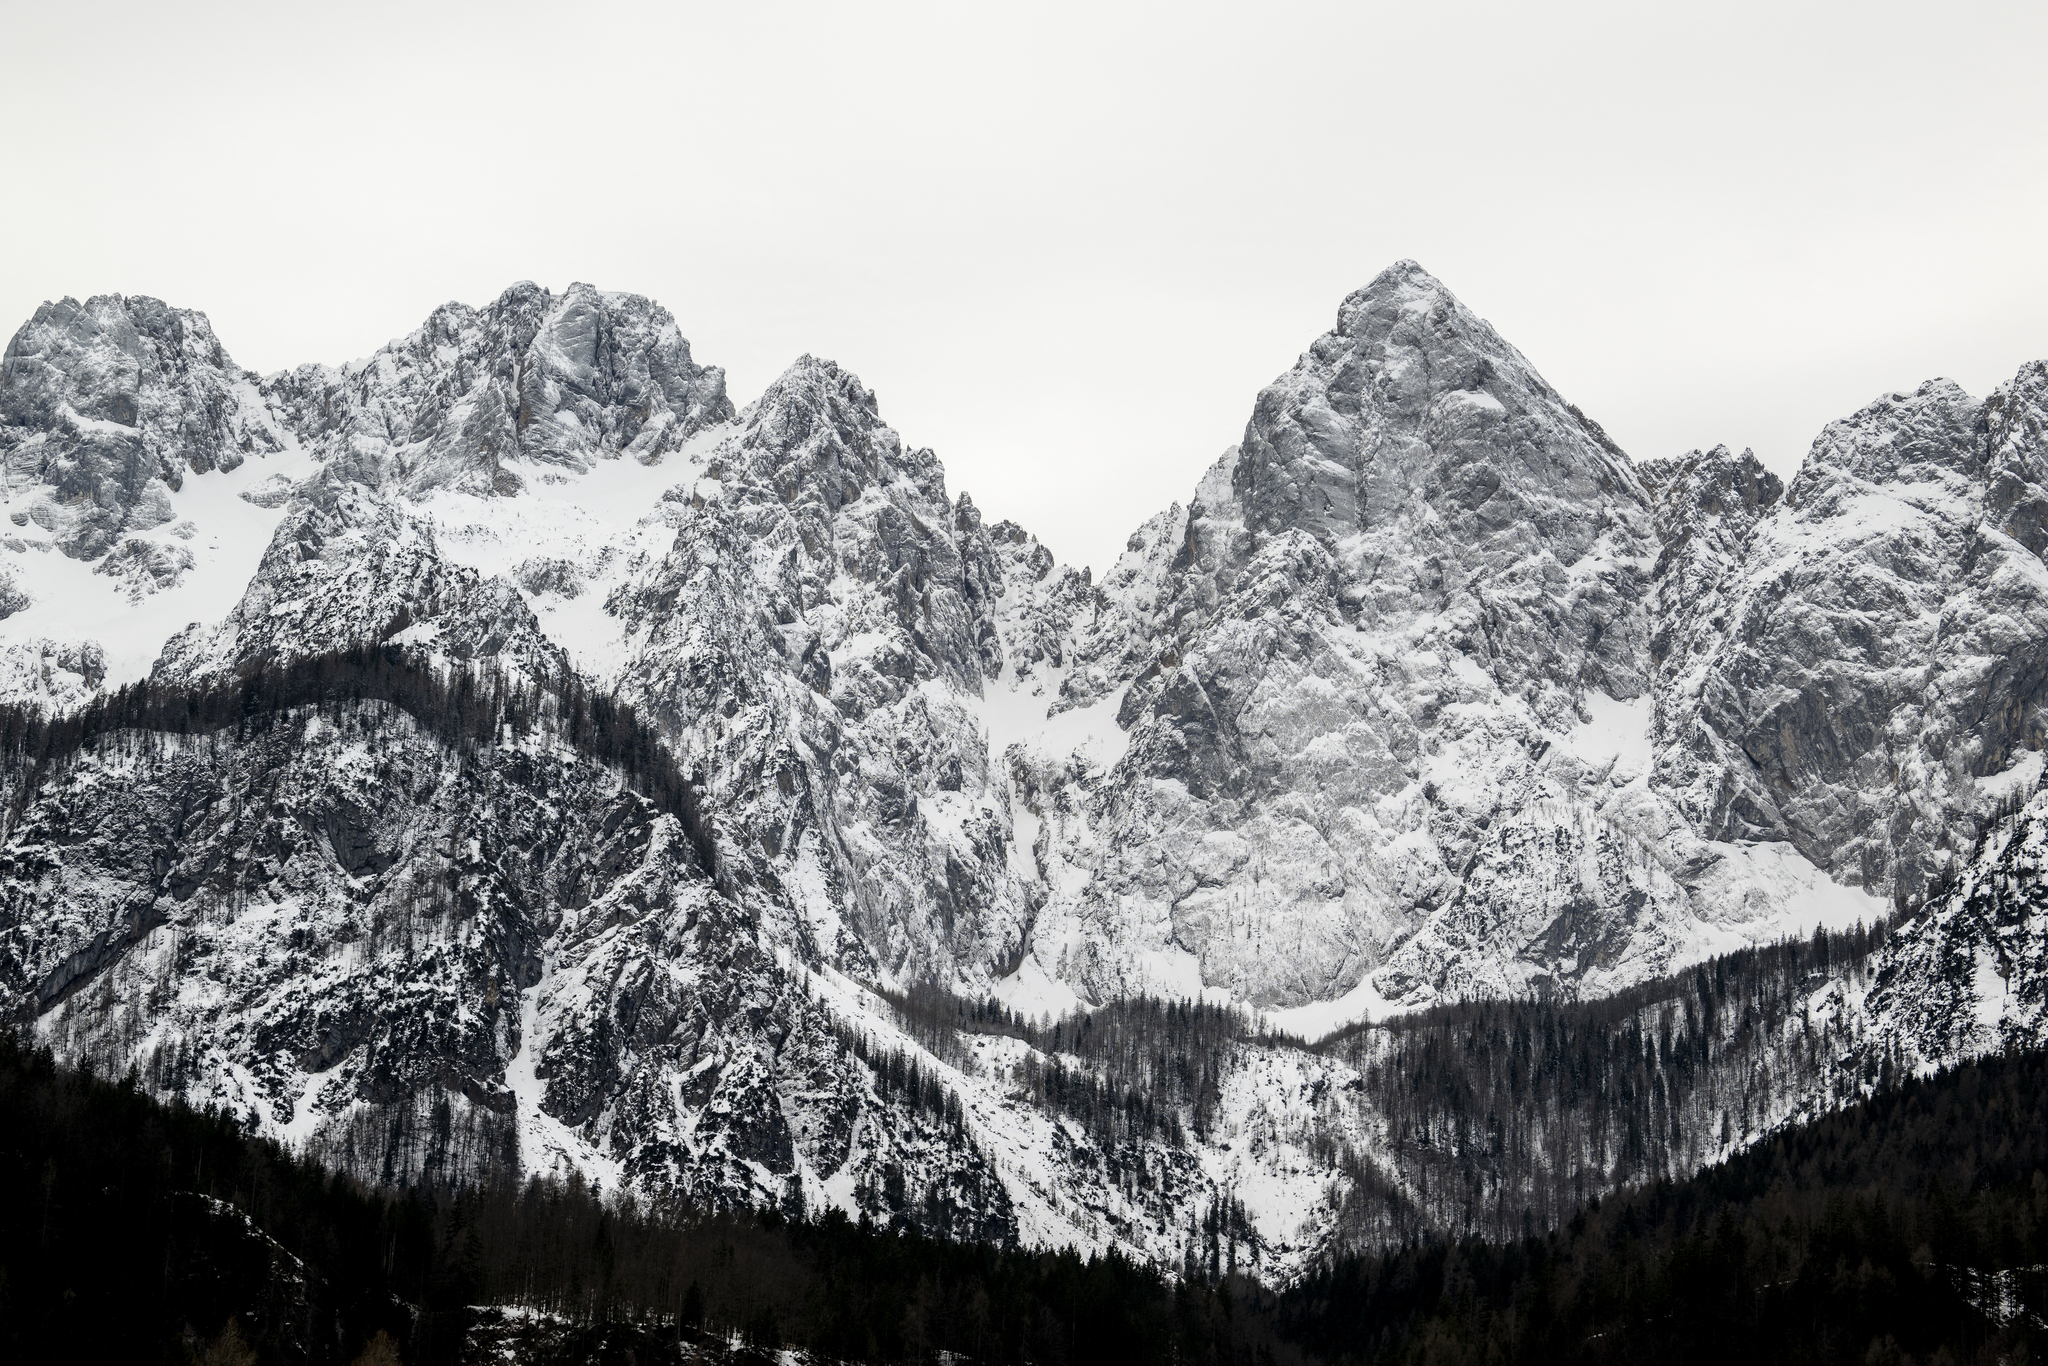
<box><xmin>0</xmin><ymin>294</ymin><xmax>289</xmax><ymax>559</ymax></box>
<box><xmin>1666</xmin><ymin>372</ymin><xmax>2048</xmax><ymax>899</ymax></box>
<box><xmin>3</xmin><ymin>266</ymin><xmax>2047</xmax><ymax>1274</ymax></box>
<box><xmin>1017</xmin><ymin>261</ymin><xmax>1670</xmax><ymax>1011</ymax></box>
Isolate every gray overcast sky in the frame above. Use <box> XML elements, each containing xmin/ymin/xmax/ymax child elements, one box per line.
<box><xmin>5</xmin><ymin>0</ymin><xmax>2046</xmax><ymax>575</ymax></box>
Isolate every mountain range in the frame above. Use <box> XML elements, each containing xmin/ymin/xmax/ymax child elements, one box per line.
<box><xmin>4</xmin><ymin>262</ymin><xmax>2045</xmax><ymax>1277</ymax></box>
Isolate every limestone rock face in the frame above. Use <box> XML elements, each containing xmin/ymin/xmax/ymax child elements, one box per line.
<box><xmin>0</xmin><ymin>700</ymin><xmax>1006</xmax><ymax>1227</ymax></box>
<box><xmin>597</xmin><ymin>354</ymin><xmax>1037</xmax><ymax>987</ymax></box>
<box><xmin>7</xmin><ymin>267</ymin><xmax>2048</xmax><ymax>1276</ymax></box>
<box><xmin>154</xmin><ymin>477</ymin><xmax>564</xmax><ymax>686</ymax></box>
<box><xmin>0</xmin><ymin>637</ymin><xmax>105</xmax><ymax>710</ymax></box>
<box><xmin>1016</xmin><ymin>263</ymin><xmax>1749</xmax><ymax>1011</ymax></box>
<box><xmin>1640</xmin><ymin>443</ymin><xmax>1784</xmax><ymax>695</ymax></box>
<box><xmin>0</xmin><ymin>294</ymin><xmax>286</xmax><ymax>557</ymax></box>
<box><xmin>263</xmin><ymin>282</ymin><xmax>733</xmax><ymax>496</ymax></box>
<box><xmin>1224</xmin><ymin>259</ymin><xmax>1653</xmax><ymax>701</ymax></box>
<box><xmin>1660</xmin><ymin>371</ymin><xmax>2048</xmax><ymax>901</ymax></box>
<box><xmin>1858</xmin><ymin>780</ymin><xmax>2048</xmax><ymax>1071</ymax></box>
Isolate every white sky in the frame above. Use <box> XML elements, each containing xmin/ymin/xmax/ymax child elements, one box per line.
<box><xmin>5</xmin><ymin>0</ymin><xmax>2046</xmax><ymax>576</ymax></box>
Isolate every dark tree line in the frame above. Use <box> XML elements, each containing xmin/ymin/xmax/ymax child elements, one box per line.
<box><xmin>13</xmin><ymin>1005</ymin><xmax>2048</xmax><ymax>1366</ymax></box>
<box><xmin>836</xmin><ymin>1022</ymin><xmax>971</xmax><ymax>1134</ymax></box>
<box><xmin>871</xmin><ymin>924</ymin><xmax>1903</xmax><ymax>1256</ymax></box>
<box><xmin>0</xmin><ymin>644</ymin><xmax>719</xmax><ymax>884</ymax></box>
<box><xmin>0</xmin><ymin>1030</ymin><xmax>440</xmax><ymax>1363</ymax></box>
<box><xmin>881</xmin><ymin>982</ymin><xmax>1289</xmax><ymax>1147</ymax></box>
<box><xmin>0</xmin><ymin>1029</ymin><xmax>1307</xmax><ymax>1366</ymax></box>
<box><xmin>442</xmin><ymin>1176</ymin><xmax>1298</xmax><ymax>1366</ymax></box>
<box><xmin>1314</xmin><ymin>920</ymin><xmax>1898</xmax><ymax>1245</ymax></box>
<box><xmin>874</xmin><ymin>923</ymin><xmax>1900</xmax><ymax>1251</ymax></box>
<box><xmin>1280</xmin><ymin>1046</ymin><xmax>2048</xmax><ymax>1366</ymax></box>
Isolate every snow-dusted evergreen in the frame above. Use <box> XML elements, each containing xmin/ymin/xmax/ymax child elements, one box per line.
<box><xmin>4</xmin><ymin>265</ymin><xmax>2047</xmax><ymax>1276</ymax></box>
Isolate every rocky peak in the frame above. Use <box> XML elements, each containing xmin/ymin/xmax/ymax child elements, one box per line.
<box><xmin>0</xmin><ymin>294</ymin><xmax>285</xmax><ymax>556</ymax></box>
<box><xmin>1645</xmin><ymin>445</ymin><xmax>1781</xmax><ymax>599</ymax></box>
<box><xmin>1644</xmin><ymin>445</ymin><xmax>1783</xmax><ymax>533</ymax></box>
<box><xmin>735</xmin><ymin>356</ymin><xmax>908</xmax><ymax>509</ymax></box>
<box><xmin>155</xmin><ymin>477</ymin><xmax>562</xmax><ymax>686</ymax></box>
<box><xmin>1006</xmin><ymin>267</ymin><xmax>1689</xmax><ymax>1015</ymax></box>
<box><xmin>1643</xmin><ymin>445</ymin><xmax>1784</xmax><ymax>691</ymax></box>
<box><xmin>1218</xmin><ymin>260</ymin><xmax>1655</xmax><ymax>702</ymax></box>
<box><xmin>262</xmin><ymin>282</ymin><xmax>732</xmax><ymax>497</ymax></box>
<box><xmin>1663</xmin><ymin>369</ymin><xmax>2048</xmax><ymax>898</ymax></box>
<box><xmin>709</xmin><ymin>356</ymin><xmax>994</xmax><ymax>684</ymax></box>
<box><xmin>1785</xmin><ymin>378</ymin><xmax>1985</xmax><ymax>516</ymax></box>
<box><xmin>1238</xmin><ymin>260</ymin><xmax>1641</xmax><ymax>538</ymax></box>
<box><xmin>0</xmin><ymin>294</ymin><xmax>253</xmax><ymax>445</ymax></box>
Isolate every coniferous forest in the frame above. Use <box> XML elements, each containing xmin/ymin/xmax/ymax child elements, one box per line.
<box><xmin>1287</xmin><ymin>1044</ymin><xmax>2048</xmax><ymax>1366</ymax></box>
<box><xmin>875</xmin><ymin>925</ymin><xmax>1901</xmax><ymax>1255</ymax></box>
<box><xmin>0</xmin><ymin>1026</ymin><xmax>1295</xmax><ymax>1366</ymax></box>
<box><xmin>7</xmin><ymin>1024</ymin><xmax>2048</xmax><ymax>1366</ymax></box>
<box><xmin>0</xmin><ymin>645</ymin><xmax>720</xmax><ymax>882</ymax></box>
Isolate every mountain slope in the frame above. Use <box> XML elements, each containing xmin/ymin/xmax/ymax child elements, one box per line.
<box><xmin>3</xmin><ymin>267</ymin><xmax>2048</xmax><ymax>1275</ymax></box>
<box><xmin>1284</xmin><ymin>1046</ymin><xmax>2048</xmax><ymax>1366</ymax></box>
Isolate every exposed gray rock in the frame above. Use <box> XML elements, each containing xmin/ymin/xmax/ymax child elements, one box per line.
<box><xmin>93</xmin><ymin>536</ymin><xmax>197</xmax><ymax>600</ymax></box>
<box><xmin>0</xmin><ymin>294</ymin><xmax>285</xmax><ymax>557</ymax></box>
<box><xmin>512</xmin><ymin>556</ymin><xmax>584</xmax><ymax>598</ymax></box>
<box><xmin>1016</xmin><ymin>262</ymin><xmax>1683</xmax><ymax>1009</ymax></box>
<box><xmin>155</xmin><ymin>476</ymin><xmax>564</xmax><ymax>684</ymax></box>
<box><xmin>0</xmin><ymin>637</ymin><xmax>105</xmax><ymax>709</ymax></box>
<box><xmin>1857</xmin><ymin>777</ymin><xmax>2048</xmax><ymax>1070</ymax></box>
<box><xmin>239</xmin><ymin>472</ymin><xmax>298</xmax><ymax>508</ymax></box>
<box><xmin>1663</xmin><ymin>372</ymin><xmax>2048</xmax><ymax>900</ymax></box>
<box><xmin>0</xmin><ymin>698</ymin><xmax>1018</xmax><ymax>1228</ymax></box>
<box><xmin>0</xmin><ymin>562</ymin><xmax>28</xmax><ymax>619</ymax></box>
<box><xmin>261</xmin><ymin>282</ymin><xmax>733</xmax><ymax>496</ymax></box>
<box><xmin>603</xmin><ymin>355</ymin><xmax>1033</xmax><ymax>985</ymax></box>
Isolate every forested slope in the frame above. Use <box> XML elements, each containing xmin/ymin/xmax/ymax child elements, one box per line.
<box><xmin>1320</xmin><ymin>921</ymin><xmax>1900</xmax><ymax>1243</ymax></box>
<box><xmin>1283</xmin><ymin>1048</ymin><xmax>2048</xmax><ymax>1366</ymax></box>
<box><xmin>8</xmin><ymin>1026</ymin><xmax>2048</xmax><ymax>1364</ymax></box>
<box><xmin>0</xmin><ymin>1030</ymin><xmax>1297</xmax><ymax>1366</ymax></box>
<box><xmin>0</xmin><ymin>640</ymin><xmax>1928</xmax><ymax>1275</ymax></box>
<box><xmin>879</xmin><ymin>921</ymin><xmax>1900</xmax><ymax>1255</ymax></box>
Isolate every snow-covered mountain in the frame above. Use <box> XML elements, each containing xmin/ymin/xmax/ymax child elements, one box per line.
<box><xmin>4</xmin><ymin>264</ymin><xmax>2047</xmax><ymax>1276</ymax></box>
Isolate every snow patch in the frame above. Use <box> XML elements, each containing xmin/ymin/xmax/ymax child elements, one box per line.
<box><xmin>1979</xmin><ymin>750</ymin><xmax>2045</xmax><ymax>804</ymax></box>
<box><xmin>971</xmin><ymin>668</ymin><xmax>1132</xmax><ymax>772</ymax></box>
<box><xmin>1562</xmin><ymin>692</ymin><xmax>1654</xmax><ymax>776</ymax></box>
<box><xmin>0</xmin><ymin>444</ymin><xmax>318</xmax><ymax>694</ymax></box>
<box><xmin>1974</xmin><ymin>946</ymin><xmax>2009</xmax><ymax>1042</ymax></box>
<box><xmin>1707</xmin><ymin>838</ymin><xmax>1890</xmax><ymax>939</ymax></box>
<box><xmin>991</xmin><ymin>952</ymin><xmax>1085</xmax><ymax>1023</ymax></box>
<box><xmin>505</xmin><ymin>978</ymin><xmax>624</xmax><ymax>1191</ymax></box>
<box><xmin>420</xmin><ymin>427</ymin><xmax>729</xmax><ymax>683</ymax></box>
<box><xmin>1264</xmin><ymin>971</ymin><xmax>1400</xmax><ymax>1043</ymax></box>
